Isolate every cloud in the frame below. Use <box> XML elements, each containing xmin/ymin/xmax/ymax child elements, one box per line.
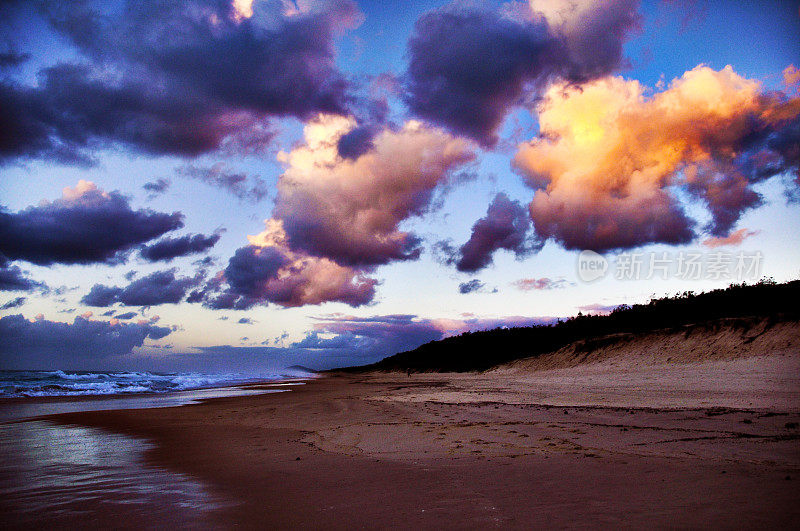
<box><xmin>238</xmin><ymin>317</ymin><xmax>254</xmax><ymax>325</ymax></box>
<box><xmin>0</xmin><ymin>180</ymin><xmax>183</xmax><ymax>265</ymax></box>
<box><xmin>514</xmin><ymin>66</ymin><xmax>800</xmax><ymax>251</ymax></box>
<box><xmin>0</xmin><ymin>314</ymin><xmax>172</xmax><ymax>369</ymax></box>
<box><xmin>458</xmin><ymin>279</ymin><xmax>485</xmax><ymax>294</ymax></box>
<box><xmin>403</xmin><ymin>0</ymin><xmax>639</xmax><ymax>146</ymax></box>
<box><xmin>177</xmin><ymin>164</ymin><xmax>269</xmax><ymax>202</ymax></box>
<box><xmin>1</xmin><ymin>296</ymin><xmax>26</xmax><ymax>310</ymax></box>
<box><xmin>115</xmin><ymin>311</ymin><xmax>137</xmax><ymax>320</ymax></box>
<box><xmin>576</xmin><ymin>303</ymin><xmax>618</xmax><ymax>315</ymax></box>
<box><xmin>512</xmin><ymin>277</ymin><xmax>570</xmax><ymax>291</ymax></box>
<box><xmin>0</xmin><ymin>256</ymin><xmax>47</xmax><ymax>292</ymax></box>
<box><xmin>293</xmin><ymin>313</ymin><xmax>557</xmax><ymax>362</ymax></box>
<box><xmin>0</xmin><ymin>51</ymin><xmax>29</xmax><ymax>68</ymax></box>
<box><xmin>702</xmin><ymin>228</ymin><xmax>760</xmax><ymax>248</ymax></box>
<box><xmin>35</xmin><ymin>311</ymin><xmax>556</xmax><ymax>372</ymax></box>
<box><xmin>82</xmin><ymin>268</ymin><xmax>204</xmax><ymax>307</ymax></box>
<box><xmin>447</xmin><ymin>193</ymin><xmax>541</xmax><ymax>272</ymax></box>
<box><xmin>196</xmin><ymin>221</ymin><xmax>378</xmax><ymax>309</ymax></box>
<box><xmin>336</xmin><ymin>124</ymin><xmax>377</xmax><ymax>159</ymax></box>
<box><xmin>139</xmin><ymin>232</ymin><xmax>222</xmax><ymax>262</ymax></box>
<box><xmin>192</xmin><ymin>115</ymin><xmax>475</xmax><ymax>309</ymax></box>
<box><xmin>784</xmin><ymin>65</ymin><xmax>800</xmax><ymax>90</ymax></box>
<box><xmin>271</xmin><ymin>115</ymin><xmax>475</xmax><ymax>267</ymax></box>
<box><xmin>527</xmin><ymin>0</ymin><xmax>641</xmax><ymax>82</ymax></box>
<box><xmin>0</xmin><ymin>0</ymin><xmax>362</xmax><ymax>163</ymax></box>
<box><xmin>143</xmin><ymin>178</ymin><xmax>170</xmax><ymax>196</ymax></box>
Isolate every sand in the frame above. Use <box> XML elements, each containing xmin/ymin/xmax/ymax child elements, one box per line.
<box><xmin>43</xmin><ymin>345</ymin><xmax>800</xmax><ymax>529</ymax></box>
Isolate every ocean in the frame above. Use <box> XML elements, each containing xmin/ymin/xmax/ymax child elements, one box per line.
<box><xmin>0</xmin><ymin>369</ymin><xmax>311</xmax><ymax>398</ymax></box>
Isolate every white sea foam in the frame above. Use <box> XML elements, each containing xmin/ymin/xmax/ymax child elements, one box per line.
<box><xmin>0</xmin><ymin>369</ymin><xmax>313</xmax><ymax>398</ymax></box>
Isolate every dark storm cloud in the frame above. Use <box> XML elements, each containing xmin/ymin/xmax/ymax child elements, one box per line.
<box><xmin>139</xmin><ymin>232</ymin><xmax>222</xmax><ymax>262</ymax></box>
<box><xmin>82</xmin><ymin>269</ymin><xmax>204</xmax><ymax>307</ymax></box>
<box><xmin>0</xmin><ymin>181</ymin><xmax>183</xmax><ymax>266</ymax></box>
<box><xmin>403</xmin><ymin>1</ymin><xmax>639</xmax><ymax>146</ymax></box>
<box><xmin>447</xmin><ymin>193</ymin><xmax>541</xmax><ymax>273</ymax></box>
<box><xmin>0</xmin><ymin>314</ymin><xmax>172</xmax><ymax>369</ymax></box>
<box><xmin>0</xmin><ymin>0</ymin><xmax>361</xmax><ymax>163</ymax></box>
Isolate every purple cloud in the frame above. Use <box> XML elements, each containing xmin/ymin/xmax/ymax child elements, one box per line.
<box><xmin>404</xmin><ymin>1</ymin><xmax>639</xmax><ymax>146</ymax></box>
<box><xmin>0</xmin><ymin>0</ymin><xmax>362</xmax><ymax>163</ymax></box>
<box><xmin>0</xmin><ymin>255</ymin><xmax>47</xmax><ymax>292</ymax></box>
<box><xmin>446</xmin><ymin>193</ymin><xmax>541</xmax><ymax>272</ymax></box>
<box><xmin>82</xmin><ymin>269</ymin><xmax>204</xmax><ymax>307</ymax></box>
<box><xmin>139</xmin><ymin>232</ymin><xmax>222</xmax><ymax>262</ymax></box>
<box><xmin>0</xmin><ymin>313</ymin><xmax>172</xmax><ymax>369</ymax></box>
<box><xmin>271</xmin><ymin>117</ymin><xmax>475</xmax><ymax>268</ymax></box>
<box><xmin>0</xmin><ymin>181</ymin><xmax>182</xmax><ymax>265</ymax></box>
<box><xmin>196</xmin><ymin>242</ymin><xmax>377</xmax><ymax>310</ymax></box>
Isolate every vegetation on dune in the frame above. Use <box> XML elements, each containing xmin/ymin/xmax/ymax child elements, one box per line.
<box><xmin>340</xmin><ymin>279</ymin><xmax>800</xmax><ymax>373</ymax></box>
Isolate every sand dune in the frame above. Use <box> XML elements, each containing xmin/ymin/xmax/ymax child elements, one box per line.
<box><xmin>497</xmin><ymin>317</ymin><xmax>800</xmax><ymax>371</ymax></box>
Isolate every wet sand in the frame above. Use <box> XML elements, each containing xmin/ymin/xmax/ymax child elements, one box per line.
<box><xmin>44</xmin><ymin>352</ymin><xmax>800</xmax><ymax>529</ymax></box>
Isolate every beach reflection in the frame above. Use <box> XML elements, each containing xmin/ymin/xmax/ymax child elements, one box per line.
<box><xmin>0</xmin><ymin>381</ymin><xmax>305</xmax><ymax>527</ymax></box>
<box><xmin>0</xmin><ymin>420</ymin><xmax>230</xmax><ymax>528</ymax></box>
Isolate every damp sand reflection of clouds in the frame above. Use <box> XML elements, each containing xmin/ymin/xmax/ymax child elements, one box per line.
<box><xmin>0</xmin><ymin>421</ymin><xmax>233</xmax><ymax>528</ymax></box>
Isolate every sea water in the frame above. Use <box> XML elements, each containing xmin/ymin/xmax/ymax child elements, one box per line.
<box><xmin>0</xmin><ymin>369</ymin><xmax>307</xmax><ymax>397</ymax></box>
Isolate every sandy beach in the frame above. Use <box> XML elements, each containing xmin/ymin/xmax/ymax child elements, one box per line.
<box><xmin>32</xmin><ymin>348</ymin><xmax>800</xmax><ymax>529</ymax></box>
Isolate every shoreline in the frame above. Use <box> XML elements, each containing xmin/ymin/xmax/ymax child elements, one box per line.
<box><xmin>0</xmin><ymin>379</ymin><xmax>309</xmax><ymax>424</ymax></box>
<box><xmin>0</xmin><ymin>377</ymin><xmax>310</xmax><ymax>405</ymax></box>
<box><xmin>39</xmin><ymin>353</ymin><xmax>800</xmax><ymax>528</ymax></box>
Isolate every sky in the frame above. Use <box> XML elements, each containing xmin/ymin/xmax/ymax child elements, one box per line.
<box><xmin>0</xmin><ymin>0</ymin><xmax>798</xmax><ymax>373</ymax></box>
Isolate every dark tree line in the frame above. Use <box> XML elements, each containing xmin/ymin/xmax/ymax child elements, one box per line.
<box><xmin>340</xmin><ymin>279</ymin><xmax>799</xmax><ymax>373</ymax></box>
